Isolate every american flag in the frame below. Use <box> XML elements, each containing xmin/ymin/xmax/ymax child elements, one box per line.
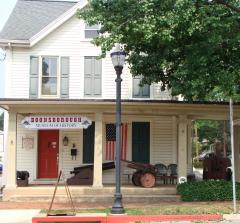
<box><xmin>105</xmin><ymin>123</ymin><xmax>128</xmax><ymax>160</ymax></box>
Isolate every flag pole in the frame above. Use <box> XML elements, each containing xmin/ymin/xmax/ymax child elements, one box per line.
<box><xmin>230</xmin><ymin>98</ymin><xmax>237</xmax><ymax>213</ymax></box>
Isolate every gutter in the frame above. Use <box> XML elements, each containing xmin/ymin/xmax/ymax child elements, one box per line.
<box><xmin>0</xmin><ymin>39</ymin><xmax>30</xmax><ymax>48</ymax></box>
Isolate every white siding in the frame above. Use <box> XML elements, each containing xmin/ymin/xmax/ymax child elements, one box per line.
<box><xmin>16</xmin><ymin>115</ymin><xmax>37</xmax><ymax>182</ymax></box>
<box><xmin>0</xmin><ymin>132</ymin><xmax>4</xmax><ymax>169</ymax></box>
<box><xmin>60</xmin><ymin>130</ymin><xmax>82</xmax><ymax>179</ymax></box>
<box><xmin>16</xmin><ymin>117</ymin><xmax>84</xmax><ymax>183</ymax></box>
<box><xmin>152</xmin><ymin>83</ymin><xmax>172</xmax><ymax>100</ymax></box>
<box><xmin>151</xmin><ymin>117</ymin><xmax>176</xmax><ymax>165</ymax></box>
<box><xmin>6</xmin><ymin>16</ymin><xmax>172</xmax><ymax>100</ymax></box>
<box><xmin>16</xmin><ymin>114</ymin><xmax>178</xmax><ymax>184</ymax></box>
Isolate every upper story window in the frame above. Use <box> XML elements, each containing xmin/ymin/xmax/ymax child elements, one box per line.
<box><xmin>42</xmin><ymin>57</ymin><xmax>58</xmax><ymax>96</ymax></box>
<box><xmin>84</xmin><ymin>56</ymin><xmax>102</xmax><ymax>97</ymax></box>
<box><xmin>85</xmin><ymin>23</ymin><xmax>100</xmax><ymax>39</ymax></box>
<box><xmin>29</xmin><ymin>56</ymin><xmax>69</xmax><ymax>99</ymax></box>
<box><xmin>132</xmin><ymin>76</ymin><xmax>150</xmax><ymax>98</ymax></box>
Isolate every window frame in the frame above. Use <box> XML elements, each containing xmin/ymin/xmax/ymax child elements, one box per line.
<box><xmin>39</xmin><ymin>56</ymin><xmax>60</xmax><ymax>98</ymax></box>
<box><xmin>84</xmin><ymin>22</ymin><xmax>100</xmax><ymax>39</ymax></box>
<box><xmin>132</xmin><ymin>75</ymin><xmax>150</xmax><ymax>98</ymax></box>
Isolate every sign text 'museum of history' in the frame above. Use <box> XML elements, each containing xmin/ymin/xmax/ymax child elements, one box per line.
<box><xmin>21</xmin><ymin>115</ymin><xmax>92</xmax><ymax>129</ymax></box>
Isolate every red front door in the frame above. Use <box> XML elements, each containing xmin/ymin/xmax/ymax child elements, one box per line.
<box><xmin>38</xmin><ymin>130</ymin><xmax>59</xmax><ymax>178</ymax></box>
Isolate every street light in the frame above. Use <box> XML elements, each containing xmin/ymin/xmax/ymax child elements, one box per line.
<box><xmin>110</xmin><ymin>44</ymin><xmax>126</xmax><ymax>214</ymax></box>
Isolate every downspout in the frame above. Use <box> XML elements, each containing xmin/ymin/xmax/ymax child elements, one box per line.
<box><xmin>5</xmin><ymin>43</ymin><xmax>12</xmax><ymax>97</ymax></box>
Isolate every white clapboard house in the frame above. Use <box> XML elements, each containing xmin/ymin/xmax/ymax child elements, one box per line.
<box><xmin>0</xmin><ymin>0</ymin><xmax>239</xmax><ymax>202</ymax></box>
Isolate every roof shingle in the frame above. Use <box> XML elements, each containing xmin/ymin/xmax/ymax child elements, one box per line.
<box><xmin>0</xmin><ymin>0</ymin><xmax>77</xmax><ymax>40</ymax></box>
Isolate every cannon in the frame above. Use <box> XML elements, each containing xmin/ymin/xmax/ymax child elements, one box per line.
<box><xmin>67</xmin><ymin>162</ymin><xmax>115</xmax><ymax>185</ymax></box>
<box><xmin>122</xmin><ymin>160</ymin><xmax>156</xmax><ymax>188</ymax></box>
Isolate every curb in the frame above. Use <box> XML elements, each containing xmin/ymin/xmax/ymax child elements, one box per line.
<box><xmin>32</xmin><ymin>214</ymin><xmax>222</xmax><ymax>222</ymax></box>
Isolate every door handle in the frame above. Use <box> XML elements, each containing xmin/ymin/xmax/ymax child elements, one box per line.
<box><xmin>57</xmin><ymin>153</ymin><xmax>59</xmax><ymax>166</ymax></box>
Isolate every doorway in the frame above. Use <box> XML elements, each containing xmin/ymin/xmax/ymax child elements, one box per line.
<box><xmin>38</xmin><ymin>130</ymin><xmax>59</xmax><ymax>178</ymax></box>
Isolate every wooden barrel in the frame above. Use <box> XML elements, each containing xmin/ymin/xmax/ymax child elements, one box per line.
<box><xmin>132</xmin><ymin>170</ymin><xmax>142</xmax><ymax>186</ymax></box>
<box><xmin>140</xmin><ymin>172</ymin><xmax>156</xmax><ymax>188</ymax></box>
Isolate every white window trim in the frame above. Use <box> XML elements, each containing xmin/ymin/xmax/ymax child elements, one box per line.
<box><xmin>38</xmin><ymin>56</ymin><xmax>61</xmax><ymax>99</ymax></box>
<box><xmin>84</xmin><ymin>22</ymin><xmax>100</xmax><ymax>40</ymax></box>
<box><xmin>132</xmin><ymin>75</ymin><xmax>151</xmax><ymax>99</ymax></box>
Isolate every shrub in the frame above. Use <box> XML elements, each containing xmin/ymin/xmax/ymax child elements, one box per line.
<box><xmin>177</xmin><ymin>180</ymin><xmax>240</xmax><ymax>201</ymax></box>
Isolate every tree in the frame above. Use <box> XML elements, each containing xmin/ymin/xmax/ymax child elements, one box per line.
<box><xmin>78</xmin><ymin>0</ymin><xmax>240</xmax><ymax>101</ymax></box>
<box><xmin>194</xmin><ymin>120</ymin><xmax>226</xmax><ymax>144</ymax></box>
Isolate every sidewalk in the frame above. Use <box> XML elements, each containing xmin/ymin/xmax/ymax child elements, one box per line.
<box><xmin>0</xmin><ymin>209</ymin><xmax>40</xmax><ymax>223</ymax></box>
<box><xmin>224</xmin><ymin>214</ymin><xmax>240</xmax><ymax>221</ymax></box>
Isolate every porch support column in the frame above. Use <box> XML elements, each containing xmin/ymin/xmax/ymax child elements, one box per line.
<box><xmin>5</xmin><ymin>111</ymin><xmax>17</xmax><ymax>188</ymax></box>
<box><xmin>178</xmin><ymin>115</ymin><xmax>188</xmax><ymax>182</ymax></box>
<box><xmin>234</xmin><ymin>125</ymin><xmax>240</xmax><ymax>182</ymax></box>
<box><xmin>93</xmin><ymin>112</ymin><xmax>103</xmax><ymax>188</ymax></box>
<box><xmin>187</xmin><ymin>120</ymin><xmax>192</xmax><ymax>171</ymax></box>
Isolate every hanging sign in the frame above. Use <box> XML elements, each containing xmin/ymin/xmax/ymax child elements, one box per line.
<box><xmin>21</xmin><ymin>115</ymin><xmax>92</xmax><ymax>129</ymax></box>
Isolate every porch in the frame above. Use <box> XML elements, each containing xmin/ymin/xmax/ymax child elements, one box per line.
<box><xmin>1</xmin><ymin>99</ymin><xmax>240</xmax><ymax>202</ymax></box>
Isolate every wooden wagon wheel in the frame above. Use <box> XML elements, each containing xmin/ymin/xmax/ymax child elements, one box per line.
<box><xmin>132</xmin><ymin>170</ymin><xmax>142</xmax><ymax>186</ymax></box>
<box><xmin>140</xmin><ymin>172</ymin><xmax>156</xmax><ymax>188</ymax></box>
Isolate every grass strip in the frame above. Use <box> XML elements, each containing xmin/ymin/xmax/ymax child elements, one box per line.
<box><xmin>40</xmin><ymin>202</ymin><xmax>235</xmax><ymax>215</ymax></box>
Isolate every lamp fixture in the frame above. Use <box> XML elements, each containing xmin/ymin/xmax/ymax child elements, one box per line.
<box><xmin>110</xmin><ymin>44</ymin><xmax>126</xmax><ymax>68</ymax></box>
<box><xmin>63</xmin><ymin>136</ymin><xmax>69</xmax><ymax>146</ymax></box>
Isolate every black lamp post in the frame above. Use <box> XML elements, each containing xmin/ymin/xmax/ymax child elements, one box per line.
<box><xmin>110</xmin><ymin>44</ymin><xmax>126</xmax><ymax>214</ymax></box>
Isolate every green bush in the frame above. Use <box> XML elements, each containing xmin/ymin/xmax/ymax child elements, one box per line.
<box><xmin>177</xmin><ymin>180</ymin><xmax>240</xmax><ymax>201</ymax></box>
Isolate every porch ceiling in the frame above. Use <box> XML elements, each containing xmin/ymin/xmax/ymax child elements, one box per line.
<box><xmin>0</xmin><ymin>98</ymin><xmax>239</xmax><ymax>120</ymax></box>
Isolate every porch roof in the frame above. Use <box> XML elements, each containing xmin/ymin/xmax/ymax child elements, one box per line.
<box><xmin>0</xmin><ymin>98</ymin><xmax>239</xmax><ymax>120</ymax></box>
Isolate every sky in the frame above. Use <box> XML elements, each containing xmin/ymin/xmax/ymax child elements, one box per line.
<box><xmin>0</xmin><ymin>0</ymin><xmax>17</xmax><ymax>97</ymax></box>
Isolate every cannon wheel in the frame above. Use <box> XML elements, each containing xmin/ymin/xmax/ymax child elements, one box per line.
<box><xmin>132</xmin><ymin>170</ymin><xmax>142</xmax><ymax>186</ymax></box>
<box><xmin>140</xmin><ymin>172</ymin><xmax>156</xmax><ymax>188</ymax></box>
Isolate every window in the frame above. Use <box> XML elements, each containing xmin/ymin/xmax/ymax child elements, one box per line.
<box><xmin>29</xmin><ymin>56</ymin><xmax>69</xmax><ymax>99</ymax></box>
<box><xmin>85</xmin><ymin>23</ymin><xmax>99</xmax><ymax>39</ymax></box>
<box><xmin>132</xmin><ymin>76</ymin><xmax>150</xmax><ymax>98</ymax></box>
<box><xmin>84</xmin><ymin>56</ymin><xmax>102</xmax><ymax>97</ymax></box>
<box><xmin>41</xmin><ymin>57</ymin><xmax>58</xmax><ymax>96</ymax></box>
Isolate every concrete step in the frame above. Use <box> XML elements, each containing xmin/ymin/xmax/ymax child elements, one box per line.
<box><xmin>10</xmin><ymin>194</ymin><xmax>180</xmax><ymax>203</ymax></box>
<box><xmin>5</xmin><ymin>186</ymin><xmax>177</xmax><ymax>196</ymax></box>
<box><xmin>3</xmin><ymin>186</ymin><xmax>178</xmax><ymax>202</ymax></box>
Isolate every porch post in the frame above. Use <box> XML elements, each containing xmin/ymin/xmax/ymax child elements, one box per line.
<box><xmin>234</xmin><ymin>125</ymin><xmax>240</xmax><ymax>182</ymax></box>
<box><xmin>93</xmin><ymin>112</ymin><xmax>103</xmax><ymax>187</ymax></box>
<box><xmin>187</xmin><ymin>120</ymin><xmax>192</xmax><ymax>171</ymax></box>
<box><xmin>5</xmin><ymin>111</ymin><xmax>17</xmax><ymax>188</ymax></box>
<box><xmin>178</xmin><ymin>115</ymin><xmax>188</xmax><ymax>182</ymax></box>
